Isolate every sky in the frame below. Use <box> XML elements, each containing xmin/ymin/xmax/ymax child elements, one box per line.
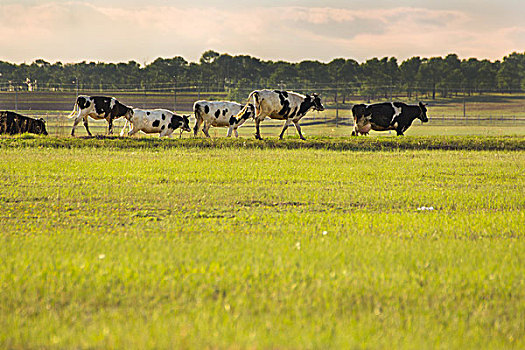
<box><xmin>1</xmin><ymin>0</ymin><xmax>524</xmax><ymax>65</ymax></box>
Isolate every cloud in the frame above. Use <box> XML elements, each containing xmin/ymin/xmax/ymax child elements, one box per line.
<box><xmin>0</xmin><ymin>2</ymin><xmax>523</xmax><ymax>64</ymax></box>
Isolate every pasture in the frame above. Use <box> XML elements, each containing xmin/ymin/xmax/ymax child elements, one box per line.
<box><xmin>4</xmin><ymin>91</ymin><xmax>525</xmax><ymax>138</ymax></box>
<box><xmin>1</xmin><ymin>136</ymin><xmax>524</xmax><ymax>349</ymax></box>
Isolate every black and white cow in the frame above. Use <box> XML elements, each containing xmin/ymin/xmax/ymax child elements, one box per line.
<box><xmin>193</xmin><ymin>101</ymin><xmax>255</xmax><ymax>137</ymax></box>
<box><xmin>351</xmin><ymin>102</ymin><xmax>428</xmax><ymax>136</ymax></box>
<box><xmin>68</xmin><ymin>95</ymin><xmax>134</xmax><ymax>136</ymax></box>
<box><xmin>0</xmin><ymin>111</ymin><xmax>48</xmax><ymax>135</ymax></box>
<box><xmin>120</xmin><ymin>108</ymin><xmax>191</xmax><ymax>137</ymax></box>
<box><xmin>236</xmin><ymin>90</ymin><xmax>324</xmax><ymax>140</ymax></box>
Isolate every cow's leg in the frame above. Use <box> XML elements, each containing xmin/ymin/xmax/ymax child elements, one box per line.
<box><xmin>128</xmin><ymin>126</ymin><xmax>140</xmax><ymax>137</ymax></box>
<box><xmin>226</xmin><ymin>126</ymin><xmax>233</xmax><ymax>137</ymax></box>
<box><xmin>120</xmin><ymin>119</ymin><xmax>129</xmax><ymax>136</ymax></box>
<box><xmin>202</xmin><ymin>123</ymin><xmax>211</xmax><ymax>138</ymax></box>
<box><xmin>71</xmin><ymin>114</ymin><xmax>83</xmax><ymax>136</ymax></box>
<box><xmin>234</xmin><ymin>128</ymin><xmax>239</xmax><ymax>138</ymax></box>
<box><xmin>254</xmin><ymin>118</ymin><xmax>263</xmax><ymax>140</ymax></box>
<box><xmin>293</xmin><ymin>121</ymin><xmax>306</xmax><ymax>140</ymax></box>
<box><xmin>193</xmin><ymin>116</ymin><xmax>203</xmax><ymax>137</ymax></box>
<box><xmin>396</xmin><ymin>126</ymin><xmax>404</xmax><ymax>136</ymax></box>
<box><xmin>352</xmin><ymin>123</ymin><xmax>359</xmax><ymax>136</ymax></box>
<box><xmin>107</xmin><ymin>116</ymin><xmax>114</xmax><ymax>135</ymax></box>
<box><xmin>279</xmin><ymin>119</ymin><xmax>292</xmax><ymax>140</ymax></box>
<box><xmin>83</xmin><ymin>116</ymin><xmax>93</xmax><ymax>137</ymax></box>
<box><xmin>163</xmin><ymin>129</ymin><xmax>175</xmax><ymax>138</ymax></box>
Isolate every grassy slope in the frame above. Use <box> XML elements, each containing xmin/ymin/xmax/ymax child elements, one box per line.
<box><xmin>0</xmin><ymin>143</ymin><xmax>524</xmax><ymax>348</ymax></box>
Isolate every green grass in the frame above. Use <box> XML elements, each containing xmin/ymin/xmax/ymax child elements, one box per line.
<box><xmin>1</xmin><ymin>134</ymin><xmax>524</xmax><ymax>151</ymax></box>
<box><xmin>0</xmin><ymin>140</ymin><xmax>524</xmax><ymax>349</ymax></box>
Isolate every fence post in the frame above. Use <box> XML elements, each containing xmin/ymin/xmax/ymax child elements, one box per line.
<box><xmin>143</xmin><ymin>85</ymin><xmax>147</xmax><ymax>108</ymax></box>
<box><xmin>335</xmin><ymin>85</ymin><xmax>339</xmax><ymax>128</ymax></box>
<box><xmin>173</xmin><ymin>76</ymin><xmax>177</xmax><ymax>110</ymax></box>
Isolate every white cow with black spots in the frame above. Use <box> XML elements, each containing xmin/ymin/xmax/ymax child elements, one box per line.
<box><xmin>68</xmin><ymin>95</ymin><xmax>133</xmax><ymax>136</ymax></box>
<box><xmin>235</xmin><ymin>90</ymin><xmax>324</xmax><ymax>140</ymax></box>
<box><xmin>120</xmin><ymin>108</ymin><xmax>191</xmax><ymax>137</ymax></box>
<box><xmin>193</xmin><ymin>100</ymin><xmax>255</xmax><ymax>137</ymax></box>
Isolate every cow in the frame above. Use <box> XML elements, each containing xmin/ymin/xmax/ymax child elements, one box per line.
<box><xmin>120</xmin><ymin>108</ymin><xmax>191</xmax><ymax>137</ymax></box>
<box><xmin>68</xmin><ymin>95</ymin><xmax>133</xmax><ymax>136</ymax></box>
<box><xmin>193</xmin><ymin>101</ymin><xmax>255</xmax><ymax>137</ymax></box>
<box><xmin>0</xmin><ymin>111</ymin><xmax>48</xmax><ymax>135</ymax></box>
<box><xmin>236</xmin><ymin>90</ymin><xmax>324</xmax><ymax>140</ymax></box>
<box><xmin>351</xmin><ymin>102</ymin><xmax>428</xmax><ymax>136</ymax></box>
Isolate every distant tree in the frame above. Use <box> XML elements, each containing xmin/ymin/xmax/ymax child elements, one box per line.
<box><xmin>268</xmin><ymin>61</ymin><xmax>297</xmax><ymax>88</ymax></box>
<box><xmin>440</xmin><ymin>54</ymin><xmax>462</xmax><ymax>97</ymax></box>
<box><xmin>417</xmin><ymin>57</ymin><xmax>444</xmax><ymax>99</ymax></box>
<box><xmin>477</xmin><ymin>59</ymin><xmax>498</xmax><ymax>93</ymax></box>
<box><xmin>0</xmin><ymin>50</ymin><xmax>523</xmax><ymax>98</ymax></box>
<box><xmin>400</xmin><ymin>56</ymin><xmax>421</xmax><ymax>99</ymax></box>
<box><xmin>461</xmin><ymin>58</ymin><xmax>481</xmax><ymax>95</ymax></box>
<box><xmin>200</xmin><ymin>50</ymin><xmax>220</xmax><ymax>65</ymax></box>
<box><xmin>497</xmin><ymin>52</ymin><xmax>524</xmax><ymax>92</ymax></box>
<box><xmin>361</xmin><ymin>57</ymin><xmax>393</xmax><ymax>101</ymax></box>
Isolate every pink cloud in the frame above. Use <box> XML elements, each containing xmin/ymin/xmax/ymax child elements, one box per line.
<box><xmin>0</xmin><ymin>2</ymin><xmax>522</xmax><ymax>63</ymax></box>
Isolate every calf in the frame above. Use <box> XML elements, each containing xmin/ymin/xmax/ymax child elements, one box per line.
<box><xmin>237</xmin><ymin>90</ymin><xmax>324</xmax><ymax>140</ymax></box>
<box><xmin>193</xmin><ymin>101</ymin><xmax>255</xmax><ymax>137</ymax></box>
<box><xmin>352</xmin><ymin>102</ymin><xmax>428</xmax><ymax>136</ymax></box>
<box><xmin>68</xmin><ymin>95</ymin><xmax>133</xmax><ymax>136</ymax></box>
<box><xmin>0</xmin><ymin>111</ymin><xmax>48</xmax><ymax>135</ymax></box>
<box><xmin>120</xmin><ymin>108</ymin><xmax>191</xmax><ymax>137</ymax></box>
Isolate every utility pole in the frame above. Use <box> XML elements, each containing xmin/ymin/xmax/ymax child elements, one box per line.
<box><xmin>463</xmin><ymin>87</ymin><xmax>466</xmax><ymax>119</ymax></box>
<box><xmin>335</xmin><ymin>84</ymin><xmax>339</xmax><ymax>127</ymax></box>
<box><xmin>74</xmin><ymin>77</ymin><xmax>79</xmax><ymax>99</ymax></box>
<box><xmin>173</xmin><ymin>75</ymin><xmax>177</xmax><ymax>111</ymax></box>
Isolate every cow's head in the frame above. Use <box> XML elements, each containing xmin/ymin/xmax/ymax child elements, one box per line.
<box><xmin>311</xmin><ymin>93</ymin><xmax>324</xmax><ymax>112</ymax></box>
<box><xmin>33</xmin><ymin>118</ymin><xmax>48</xmax><ymax>135</ymax></box>
<box><xmin>124</xmin><ymin>107</ymin><xmax>134</xmax><ymax>120</ymax></box>
<box><xmin>181</xmin><ymin>115</ymin><xmax>191</xmax><ymax>132</ymax></box>
<box><xmin>418</xmin><ymin>102</ymin><xmax>428</xmax><ymax>123</ymax></box>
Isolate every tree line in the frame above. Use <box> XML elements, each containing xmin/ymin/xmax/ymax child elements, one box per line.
<box><xmin>0</xmin><ymin>50</ymin><xmax>524</xmax><ymax>102</ymax></box>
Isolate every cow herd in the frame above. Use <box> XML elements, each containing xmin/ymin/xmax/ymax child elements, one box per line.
<box><xmin>1</xmin><ymin>90</ymin><xmax>430</xmax><ymax>138</ymax></box>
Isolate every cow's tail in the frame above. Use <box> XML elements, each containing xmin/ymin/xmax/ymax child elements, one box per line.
<box><xmin>235</xmin><ymin>91</ymin><xmax>258</xmax><ymax>120</ymax></box>
<box><xmin>247</xmin><ymin>90</ymin><xmax>259</xmax><ymax>106</ymax></box>
<box><xmin>67</xmin><ymin>97</ymin><xmax>80</xmax><ymax>118</ymax></box>
<box><xmin>193</xmin><ymin>103</ymin><xmax>203</xmax><ymax>135</ymax></box>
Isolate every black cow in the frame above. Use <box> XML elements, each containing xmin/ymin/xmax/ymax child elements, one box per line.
<box><xmin>352</xmin><ymin>102</ymin><xmax>428</xmax><ymax>136</ymax></box>
<box><xmin>68</xmin><ymin>95</ymin><xmax>134</xmax><ymax>136</ymax></box>
<box><xmin>0</xmin><ymin>111</ymin><xmax>48</xmax><ymax>135</ymax></box>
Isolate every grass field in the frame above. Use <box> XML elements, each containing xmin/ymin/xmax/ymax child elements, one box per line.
<box><xmin>1</xmin><ymin>136</ymin><xmax>524</xmax><ymax>349</ymax></box>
